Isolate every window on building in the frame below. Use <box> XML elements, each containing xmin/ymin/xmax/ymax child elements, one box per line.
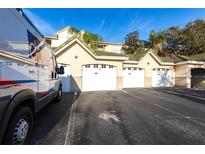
<box><xmin>101</xmin><ymin>65</ymin><xmax>106</xmax><ymax>68</ymax></box>
<box><xmin>85</xmin><ymin>65</ymin><xmax>90</xmax><ymax>68</ymax></box>
<box><xmin>94</xmin><ymin>64</ymin><xmax>98</xmax><ymax>68</ymax></box>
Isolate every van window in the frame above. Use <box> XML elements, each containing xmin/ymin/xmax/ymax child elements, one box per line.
<box><xmin>0</xmin><ymin>30</ymin><xmax>41</xmax><ymax>57</ymax></box>
<box><xmin>0</xmin><ymin>9</ymin><xmax>41</xmax><ymax>57</ymax></box>
<box><xmin>0</xmin><ymin>39</ymin><xmax>29</xmax><ymax>56</ymax></box>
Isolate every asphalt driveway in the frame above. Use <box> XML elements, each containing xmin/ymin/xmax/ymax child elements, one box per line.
<box><xmin>30</xmin><ymin>88</ymin><xmax>205</xmax><ymax>145</ymax></box>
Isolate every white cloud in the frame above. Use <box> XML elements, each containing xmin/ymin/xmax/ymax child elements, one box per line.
<box><xmin>61</xmin><ymin>17</ymin><xmax>65</xmax><ymax>27</ymax></box>
<box><xmin>128</xmin><ymin>16</ymin><xmax>154</xmax><ymax>32</ymax></box>
<box><xmin>93</xmin><ymin>19</ymin><xmax>106</xmax><ymax>33</ymax></box>
<box><xmin>98</xmin><ymin>19</ymin><xmax>106</xmax><ymax>31</ymax></box>
<box><xmin>121</xmin><ymin>10</ymin><xmax>154</xmax><ymax>34</ymax></box>
<box><xmin>23</xmin><ymin>9</ymin><xmax>56</xmax><ymax>35</ymax></box>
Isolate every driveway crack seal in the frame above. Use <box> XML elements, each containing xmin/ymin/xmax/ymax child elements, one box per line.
<box><xmin>64</xmin><ymin>94</ymin><xmax>78</xmax><ymax>145</ymax></box>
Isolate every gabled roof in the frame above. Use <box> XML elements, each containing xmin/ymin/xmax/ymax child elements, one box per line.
<box><xmin>126</xmin><ymin>48</ymin><xmax>205</xmax><ymax>65</ymax></box>
<box><xmin>54</xmin><ymin>34</ymin><xmax>79</xmax><ymax>52</ymax></box>
<box><xmin>126</xmin><ymin>49</ymin><xmax>174</xmax><ymax>65</ymax></box>
<box><xmin>94</xmin><ymin>50</ymin><xmax>127</xmax><ymax>57</ymax></box>
<box><xmin>55</xmin><ymin>36</ymin><xmax>128</xmax><ymax>61</ymax></box>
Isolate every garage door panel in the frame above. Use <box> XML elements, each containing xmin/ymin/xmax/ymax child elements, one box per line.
<box><xmin>152</xmin><ymin>68</ymin><xmax>171</xmax><ymax>87</ymax></box>
<box><xmin>82</xmin><ymin>64</ymin><xmax>117</xmax><ymax>91</ymax></box>
<box><xmin>123</xmin><ymin>67</ymin><xmax>145</xmax><ymax>88</ymax></box>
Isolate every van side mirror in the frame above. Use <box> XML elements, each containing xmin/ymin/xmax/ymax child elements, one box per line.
<box><xmin>58</xmin><ymin>66</ymin><xmax>64</xmax><ymax>75</ymax></box>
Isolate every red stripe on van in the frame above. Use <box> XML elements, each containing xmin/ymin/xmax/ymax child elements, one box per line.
<box><xmin>0</xmin><ymin>80</ymin><xmax>19</xmax><ymax>86</ymax></box>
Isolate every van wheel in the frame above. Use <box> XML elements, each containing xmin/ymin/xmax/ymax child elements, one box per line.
<box><xmin>55</xmin><ymin>87</ymin><xmax>62</xmax><ymax>102</ymax></box>
<box><xmin>3</xmin><ymin>107</ymin><xmax>33</xmax><ymax>145</ymax></box>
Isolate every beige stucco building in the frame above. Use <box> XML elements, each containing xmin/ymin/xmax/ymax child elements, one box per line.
<box><xmin>174</xmin><ymin>62</ymin><xmax>205</xmax><ymax>88</ymax></box>
<box><xmin>48</xmin><ymin>36</ymin><xmax>205</xmax><ymax>92</ymax></box>
<box><xmin>55</xmin><ymin>37</ymin><xmax>127</xmax><ymax>91</ymax></box>
<box><xmin>45</xmin><ymin>27</ymin><xmax>205</xmax><ymax>92</ymax></box>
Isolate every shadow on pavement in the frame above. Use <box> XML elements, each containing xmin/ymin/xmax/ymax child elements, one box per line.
<box><xmin>29</xmin><ymin>92</ymin><xmax>80</xmax><ymax>144</ymax></box>
<box><xmin>154</xmin><ymin>87</ymin><xmax>205</xmax><ymax>104</ymax></box>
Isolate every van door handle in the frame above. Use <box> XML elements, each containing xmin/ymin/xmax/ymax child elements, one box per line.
<box><xmin>51</xmin><ymin>72</ymin><xmax>54</xmax><ymax>79</ymax></box>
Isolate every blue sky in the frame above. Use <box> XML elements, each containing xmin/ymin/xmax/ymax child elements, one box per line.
<box><xmin>24</xmin><ymin>8</ymin><xmax>205</xmax><ymax>43</ymax></box>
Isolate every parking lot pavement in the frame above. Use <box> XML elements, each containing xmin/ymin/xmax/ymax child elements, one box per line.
<box><xmin>69</xmin><ymin>89</ymin><xmax>205</xmax><ymax>145</ymax></box>
<box><xmin>31</xmin><ymin>88</ymin><xmax>205</xmax><ymax>145</ymax></box>
<box><xmin>29</xmin><ymin>92</ymin><xmax>78</xmax><ymax>145</ymax></box>
<box><xmin>155</xmin><ymin>87</ymin><xmax>205</xmax><ymax>103</ymax></box>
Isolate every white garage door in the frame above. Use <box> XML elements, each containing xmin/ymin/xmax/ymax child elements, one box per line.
<box><xmin>58</xmin><ymin>63</ymin><xmax>70</xmax><ymax>92</ymax></box>
<box><xmin>152</xmin><ymin>68</ymin><xmax>172</xmax><ymax>87</ymax></box>
<box><xmin>82</xmin><ymin>64</ymin><xmax>117</xmax><ymax>91</ymax></box>
<box><xmin>123</xmin><ymin>67</ymin><xmax>145</xmax><ymax>88</ymax></box>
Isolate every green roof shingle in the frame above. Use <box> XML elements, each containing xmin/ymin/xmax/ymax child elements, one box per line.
<box><xmin>95</xmin><ymin>50</ymin><xmax>127</xmax><ymax>57</ymax></box>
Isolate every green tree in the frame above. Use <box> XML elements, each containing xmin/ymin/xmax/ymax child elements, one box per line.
<box><xmin>163</xmin><ymin>19</ymin><xmax>205</xmax><ymax>56</ymax></box>
<box><xmin>68</xmin><ymin>27</ymin><xmax>80</xmax><ymax>34</ymax></box>
<box><xmin>149</xmin><ymin>30</ymin><xmax>167</xmax><ymax>56</ymax></box>
<box><xmin>181</xmin><ymin>19</ymin><xmax>205</xmax><ymax>55</ymax></box>
<box><xmin>163</xmin><ymin>26</ymin><xmax>183</xmax><ymax>55</ymax></box>
<box><xmin>66</xmin><ymin>27</ymin><xmax>103</xmax><ymax>50</ymax></box>
<box><xmin>82</xmin><ymin>31</ymin><xmax>103</xmax><ymax>49</ymax></box>
<box><xmin>149</xmin><ymin>30</ymin><xmax>158</xmax><ymax>47</ymax></box>
<box><xmin>122</xmin><ymin>31</ymin><xmax>142</xmax><ymax>54</ymax></box>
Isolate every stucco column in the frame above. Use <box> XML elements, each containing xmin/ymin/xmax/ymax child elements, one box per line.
<box><xmin>117</xmin><ymin>76</ymin><xmax>123</xmax><ymax>90</ymax></box>
<box><xmin>187</xmin><ymin>67</ymin><xmax>191</xmax><ymax>88</ymax></box>
<box><xmin>171</xmin><ymin>67</ymin><xmax>175</xmax><ymax>87</ymax></box>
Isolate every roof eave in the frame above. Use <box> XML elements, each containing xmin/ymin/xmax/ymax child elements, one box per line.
<box><xmin>175</xmin><ymin>60</ymin><xmax>205</xmax><ymax>65</ymax></box>
<box><xmin>96</xmin><ymin>56</ymin><xmax>128</xmax><ymax>61</ymax></box>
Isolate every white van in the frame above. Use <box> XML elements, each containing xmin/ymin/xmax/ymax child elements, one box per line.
<box><xmin>0</xmin><ymin>8</ymin><xmax>64</xmax><ymax>144</ymax></box>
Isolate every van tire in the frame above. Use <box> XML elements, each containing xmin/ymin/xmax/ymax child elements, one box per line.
<box><xmin>55</xmin><ymin>87</ymin><xmax>62</xmax><ymax>102</ymax></box>
<box><xmin>3</xmin><ymin>107</ymin><xmax>33</xmax><ymax>145</ymax></box>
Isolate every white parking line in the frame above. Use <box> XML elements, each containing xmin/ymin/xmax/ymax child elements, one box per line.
<box><xmin>64</xmin><ymin>93</ymin><xmax>78</xmax><ymax>145</ymax></box>
<box><xmin>122</xmin><ymin>90</ymin><xmax>129</xmax><ymax>94</ymax></box>
<box><xmin>122</xmin><ymin>90</ymin><xmax>205</xmax><ymax>127</ymax></box>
